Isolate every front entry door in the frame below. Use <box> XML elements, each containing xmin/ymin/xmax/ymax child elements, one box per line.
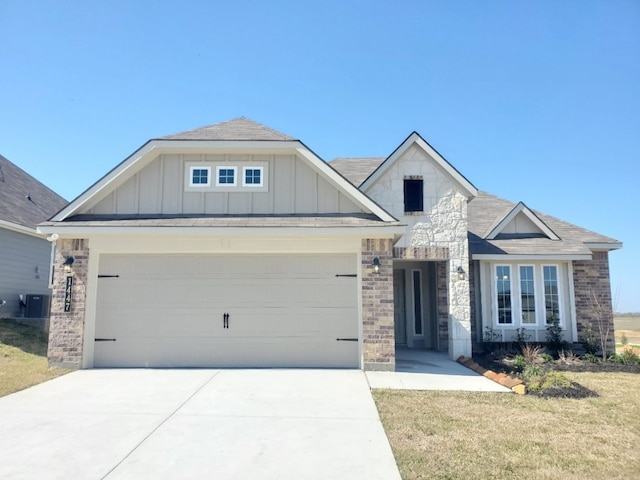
<box><xmin>393</xmin><ymin>270</ymin><xmax>406</xmax><ymax>346</ymax></box>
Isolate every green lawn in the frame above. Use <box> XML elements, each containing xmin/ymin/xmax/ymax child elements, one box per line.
<box><xmin>0</xmin><ymin>319</ymin><xmax>69</xmax><ymax>397</ymax></box>
<box><xmin>374</xmin><ymin>372</ymin><xmax>640</xmax><ymax>479</ymax></box>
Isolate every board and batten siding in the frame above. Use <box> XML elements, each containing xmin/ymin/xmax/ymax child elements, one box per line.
<box><xmin>0</xmin><ymin>227</ymin><xmax>52</xmax><ymax>317</ymax></box>
<box><xmin>86</xmin><ymin>154</ymin><xmax>364</xmax><ymax>215</ymax></box>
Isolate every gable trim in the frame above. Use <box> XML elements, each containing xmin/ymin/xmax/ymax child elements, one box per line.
<box><xmin>472</xmin><ymin>253</ymin><xmax>591</xmax><ymax>261</ymax></box>
<box><xmin>485</xmin><ymin>202</ymin><xmax>560</xmax><ymax>241</ymax></box>
<box><xmin>52</xmin><ymin>139</ymin><xmax>398</xmax><ymax>223</ymax></box>
<box><xmin>360</xmin><ymin>132</ymin><xmax>478</xmax><ymax>199</ymax></box>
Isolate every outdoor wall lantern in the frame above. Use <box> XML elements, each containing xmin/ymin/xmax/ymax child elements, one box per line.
<box><xmin>372</xmin><ymin>257</ymin><xmax>381</xmax><ymax>274</ymax></box>
<box><xmin>456</xmin><ymin>266</ymin><xmax>465</xmax><ymax>280</ymax></box>
<box><xmin>63</xmin><ymin>256</ymin><xmax>75</xmax><ymax>273</ymax></box>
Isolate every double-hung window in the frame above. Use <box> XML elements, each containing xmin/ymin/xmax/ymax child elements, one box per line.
<box><xmin>543</xmin><ymin>266</ymin><xmax>560</xmax><ymax>324</ymax></box>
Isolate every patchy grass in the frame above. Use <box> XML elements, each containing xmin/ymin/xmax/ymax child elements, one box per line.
<box><xmin>0</xmin><ymin>319</ymin><xmax>69</xmax><ymax>397</ymax></box>
<box><xmin>374</xmin><ymin>372</ymin><xmax>640</xmax><ymax>480</ymax></box>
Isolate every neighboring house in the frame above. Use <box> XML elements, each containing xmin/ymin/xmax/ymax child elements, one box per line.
<box><xmin>0</xmin><ymin>154</ymin><xmax>67</xmax><ymax>321</ymax></box>
<box><xmin>39</xmin><ymin>118</ymin><xmax>621</xmax><ymax>370</ymax></box>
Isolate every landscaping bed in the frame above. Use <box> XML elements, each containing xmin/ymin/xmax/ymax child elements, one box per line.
<box><xmin>471</xmin><ymin>345</ymin><xmax>640</xmax><ymax>398</ymax></box>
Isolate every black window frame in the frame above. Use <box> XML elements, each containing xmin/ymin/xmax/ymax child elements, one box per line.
<box><xmin>404</xmin><ymin>179</ymin><xmax>424</xmax><ymax>212</ymax></box>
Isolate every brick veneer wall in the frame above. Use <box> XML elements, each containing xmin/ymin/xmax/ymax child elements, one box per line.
<box><xmin>362</xmin><ymin>238</ymin><xmax>395</xmax><ymax>371</ymax></box>
<box><xmin>573</xmin><ymin>251</ymin><xmax>616</xmax><ymax>353</ymax></box>
<box><xmin>436</xmin><ymin>261</ymin><xmax>449</xmax><ymax>351</ymax></box>
<box><xmin>48</xmin><ymin>239</ymin><xmax>89</xmax><ymax>368</ymax></box>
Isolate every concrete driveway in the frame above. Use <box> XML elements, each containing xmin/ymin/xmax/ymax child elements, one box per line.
<box><xmin>0</xmin><ymin>369</ymin><xmax>401</xmax><ymax>480</ymax></box>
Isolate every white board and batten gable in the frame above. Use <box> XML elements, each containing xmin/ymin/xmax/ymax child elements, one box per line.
<box><xmin>484</xmin><ymin>202</ymin><xmax>559</xmax><ymax>241</ymax></box>
<box><xmin>44</xmin><ymin>118</ymin><xmax>400</xmax><ymax>242</ymax></box>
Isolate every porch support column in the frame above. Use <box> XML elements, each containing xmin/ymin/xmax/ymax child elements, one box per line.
<box><xmin>448</xmin><ymin>254</ymin><xmax>472</xmax><ymax>360</ymax></box>
<box><xmin>362</xmin><ymin>238</ymin><xmax>395</xmax><ymax>371</ymax></box>
<box><xmin>48</xmin><ymin>239</ymin><xmax>89</xmax><ymax>369</ymax></box>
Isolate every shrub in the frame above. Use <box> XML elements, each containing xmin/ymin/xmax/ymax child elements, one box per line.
<box><xmin>583</xmin><ymin>353</ymin><xmax>602</xmax><ymax>363</ymax></box>
<box><xmin>545</xmin><ymin>316</ymin><xmax>566</xmax><ymax>353</ymax></box>
<box><xmin>541</xmin><ymin>353</ymin><xmax>553</xmax><ymax>363</ymax></box>
<box><xmin>581</xmin><ymin>322</ymin><xmax>599</xmax><ymax>355</ymax></box>
<box><xmin>514</xmin><ymin>354</ymin><xmax>526</xmax><ymax>370</ymax></box>
<box><xmin>515</xmin><ymin>328</ymin><xmax>531</xmax><ymax>345</ymax></box>
<box><xmin>522</xmin><ymin>344</ymin><xmax>544</xmax><ymax>365</ymax></box>
<box><xmin>610</xmin><ymin>348</ymin><xmax>640</xmax><ymax>365</ymax></box>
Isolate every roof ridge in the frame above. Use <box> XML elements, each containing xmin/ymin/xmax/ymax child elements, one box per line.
<box><xmin>157</xmin><ymin>117</ymin><xmax>296</xmax><ymax>141</ymax></box>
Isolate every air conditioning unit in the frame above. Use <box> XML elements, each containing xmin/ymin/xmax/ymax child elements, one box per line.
<box><xmin>25</xmin><ymin>294</ymin><xmax>51</xmax><ymax>318</ymax></box>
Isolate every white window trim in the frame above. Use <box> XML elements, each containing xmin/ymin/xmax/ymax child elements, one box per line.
<box><xmin>216</xmin><ymin>166</ymin><xmax>238</xmax><ymax>187</ymax></box>
<box><xmin>494</xmin><ymin>264</ymin><xmax>513</xmax><ymax>326</ymax></box>
<box><xmin>542</xmin><ymin>264</ymin><xmax>563</xmax><ymax>326</ymax></box>
<box><xmin>188</xmin><ymin>166</ymin><xmax>211</xmax><ymax>187</ymax></box>
<box><xmin>517</xmin><ymin>264</ymin><xmax>537</xmax><ymax>326</ymax></box>
<box><xmin>242</xmin><ymin>166</ymin><xmax>264</xmax><ymax>187</ymax></box>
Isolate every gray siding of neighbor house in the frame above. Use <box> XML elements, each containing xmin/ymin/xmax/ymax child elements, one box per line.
<box><xmin>0</xmin><ymin>227</ymin><xmax>52</xmax><ymax>317</ymax></box>
<box><xmin>85</xmin><ymin>154</ymin><xmax>364</xmax><ymax>215</ymax></box>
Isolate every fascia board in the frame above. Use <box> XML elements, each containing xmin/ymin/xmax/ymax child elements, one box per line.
<box><xmin>0</xmin><ymin>220</ymin><xmax>43</xmax><ymax>238</ymax></box>
<box><xmin>50</xmin><ymin>140</ymin><xmax>309</xmax><ymax>222</ymax></box>
<box><xmin>294</xmin><ymin>147</ymin><xmax>398</xmax><ymax>222</ymax></box>
<box><xmin>360</xmin><ymin>132</ymin><xmax>478</xmax><ymax>199</ymax></box>
<box><xmin>486</xmin><ymin>202</ymin><xmax>560</xmax><ymax>240</ymax></box>
<box><xmin>37</xmin><ymin>224</ymin><xmax>407</xmax><ymax>237</ymax></box>
<box><xmin>50</xmin><ymin>141</ymin><xmax>158</xmax><ymax>221</ymax></box>
<box><xmin>585</xmin><ymin>242</ymin><xmax>623</xmax><ymax>251</ymax></box>
<box><xmin>472</xmin><ymin>253</ymin><xmax>592</xmax><ymax>261</ymax></box>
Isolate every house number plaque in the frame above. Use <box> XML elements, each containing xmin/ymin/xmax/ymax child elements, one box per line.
<box><xmin>64</xmin><ymin>276</ymin><xmax>73</xmax><ymax>312</ymax></box>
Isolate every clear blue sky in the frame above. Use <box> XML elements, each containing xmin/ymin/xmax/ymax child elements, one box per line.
<box><xmin>1</xmin><ymin>1</ymin><xmax>638</xmax><ymax>311</ymax></box>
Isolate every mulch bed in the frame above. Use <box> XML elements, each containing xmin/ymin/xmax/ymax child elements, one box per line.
<box><xmin>471</xmin><ymin>352</ymin><xmax>639</xmax><ymax>399</ymax></box>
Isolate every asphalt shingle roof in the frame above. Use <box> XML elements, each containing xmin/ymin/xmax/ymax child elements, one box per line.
<box><xmin>0</xmin><ymin>154</ymin><xmax>67</xmax><ymax>229</ymax></box>
<box><xmin>330</xmin><ymin>157</ymin><xmax>385</xmax><ymax>186</ymax></box>
<box><xmin>158</xmin><ymin>117</ymin><xmax>296</xmax><ymax>141</ymax></box>
<box><xmin>468</xmin><ymin>192</ymin><xmax>621</xmax><ymax>256</ymax></box>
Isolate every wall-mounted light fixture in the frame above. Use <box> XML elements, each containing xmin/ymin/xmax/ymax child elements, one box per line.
<box><xmin>456</xmin><ymin>266</ymin><xmax>465</xmax><ymax>280</ymax></box>
<box><xmin>372</xmin><ymin>257</ymin><xmax>381</xmax><ymax>274</ymax></box>
<box><xmin>63</xmin><ymin>256</ymin><xmax>74</xmax><ymax>273</ymax></box>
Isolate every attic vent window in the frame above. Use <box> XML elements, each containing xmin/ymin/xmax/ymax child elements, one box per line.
<box><xmin>216</xmin><ymin>167</ymin><xmax>237</xmax><ymax>186</ymax></box>
<box><xmin>404</xmin><ymin>178</ymin><xmax>424</xmax><ymax>213</ymax></box>
<box><xmin>189</xmin><ymin>167</ymin><xmax>211</xmax><ymax>187</ymax></box>
<box><xmin>243</xmin><ymin>167</ymin><xmax>263</xmax><ymax>187</ymax></box>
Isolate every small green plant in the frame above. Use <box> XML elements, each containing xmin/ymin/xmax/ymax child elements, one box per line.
<box><xmin>541</xmin><ymin>353</ymin><xmax>553</xmax><ymax>363</ymax></box>
<box><xmin>483</xmin><ymin>326</ymin><xmax>503</xmax><ymax>353</ymax></box>
<box><xmin>545</xmin><ymin>315</ymin><xmax>566</xmax><ymax>353</ymax></box>
<box><xmin>610</xmin><ymin>348</ymin><xmax>640</xmax><ymax>365</ymax></box>
<box><xmin>514</xmin><ymin>354</ymin><xmax>526</xmax><ymax>370</ymax></box>
<box><xmin>523</xmin><ymin>364</ymin><xmax>543</xmax><ymax>379</ymax></box>
<box><xmin>583</xmin><ymin>353</ymin><xmax>602</xmax><ymax>363</ymax></box>
<box><xmin>581</xmin><ymin>322</ymin><xmax>599</xmax><ymax>355</ymax></box>
<box><xmin>515</xmin><ymin>328</ymin><xmax>531</xmax><ymax>345</ymax></box>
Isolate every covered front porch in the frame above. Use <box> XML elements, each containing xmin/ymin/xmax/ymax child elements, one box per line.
<box><xmin>391</xmin><ymin>245</ymin><xmax>472</xmax><ymax>360</ymax></box>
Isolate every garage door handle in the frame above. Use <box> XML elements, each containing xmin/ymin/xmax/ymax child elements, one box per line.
<box><xmin>336</xmin><ymin>338</ymin><xmax>358</xmax><ymax>342</ymax></box>
<box><xmin>95</xmin><ymin>338</ymin><xmax>116</xmax><ymax>342</ymax></box>
<box><xmin>223</xmin><ymin>313</ymin><xmax>229</xmax><ymax>329</ymax></box>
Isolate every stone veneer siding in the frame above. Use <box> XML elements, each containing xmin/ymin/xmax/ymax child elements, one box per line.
<box><xmin>573</xmin><ymin>251</ymin><xmax>616</xmax><ymax>353</ymax></box>
<box><xmin>48</xmin><ymin>239</ymin><xmax>89</xmax><ymax>368</ymax></box>
<box><xmin>362</xmin><ymin>238</ymin><xmax>395</xmax><ymax>371</ymax></box>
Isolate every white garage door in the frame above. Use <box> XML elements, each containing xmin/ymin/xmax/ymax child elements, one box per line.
<box><xmin>94</xmin><ymin>254</ymin><xmax>359</xmax><ymax>368</ymax></box>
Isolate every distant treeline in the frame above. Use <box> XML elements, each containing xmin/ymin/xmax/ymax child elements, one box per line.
<box><xmin>615</xmin><ymin>312</ymin><xmax>640</xmax><ymax>317</ymax></box>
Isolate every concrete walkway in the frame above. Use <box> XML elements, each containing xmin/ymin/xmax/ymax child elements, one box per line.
<box><xmin>0</xmin><ymin>369</ymin><xmax>401</xmax><ymax>480</ymax></box>
<box><xmin>366</xmin><ymin>348</ymin><xmax>511</xmax><ymax>392</ymax></box>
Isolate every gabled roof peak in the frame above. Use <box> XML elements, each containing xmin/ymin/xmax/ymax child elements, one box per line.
<box><xmin>485</xmin><ymin>201</ymin><xmax>560</xmax><ymax>240</ymax></box>
<box><xmin>158</xmin><ymin>117</ymin><xmax>296</xmax><ymax>141</ymax></box>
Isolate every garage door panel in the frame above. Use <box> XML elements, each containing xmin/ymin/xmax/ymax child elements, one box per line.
<box><xmin>94</xmin><ymin>254</ymin><xmax>358</xmax><ymax>368</ymax></box>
